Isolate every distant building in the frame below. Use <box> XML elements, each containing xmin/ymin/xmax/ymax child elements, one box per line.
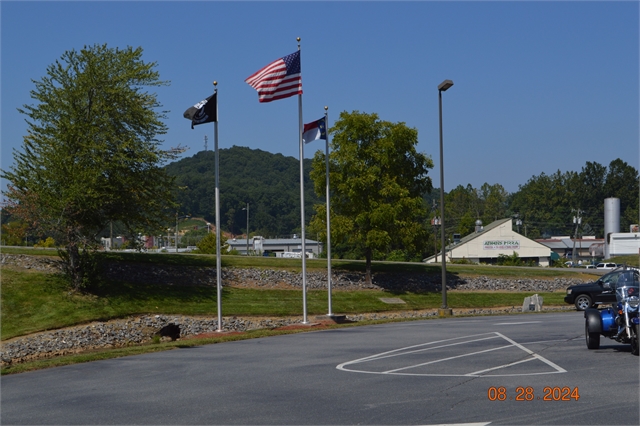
<box><xmin>101</xmin><ymin>236</ymin><xmax>124</xmax><ymax>250</ymax></box>
<box><xmin>535</xmin><ymin>236</ymin><xmax>603</xmax><ymax>264</ymax></box>
<box><xmin>226</xmin><ymin>236</ymin><xmax>322</xmax><ymax>257</ymax></box>
<box><xmin>608</xmin><ymin>232</ymin><xmax>640</xmax><ymax>257</ymax></box>
<box><xmin>423</xmin><ymin>218</ymin><xmax>551</xmax><ymax>266</ymax></box>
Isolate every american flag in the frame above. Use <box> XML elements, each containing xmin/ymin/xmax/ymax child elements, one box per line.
<box><xmin>245</xmin><ymin>50</ymin><xmax>302</xmax><ymax>103</ymax></box>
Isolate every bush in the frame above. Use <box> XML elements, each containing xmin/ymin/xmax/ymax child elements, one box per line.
<box><xmin>497</xmin><ymin>252</ymin><xmax>522</xmax><ymax>266</ymax></box>
<box><xmin>452</xmin><ymin>257</ymin><xmax>476</xmax><ymax>265</ymax></box>
<box><xmin>34</xmin><ymin>237</ymin><xmax>56</xmax><ymax>248</ymax></box>
<box><xmin>194</xmin><ymin>233</ymin><xmax>228</xmax><ymax>254</ymax></box>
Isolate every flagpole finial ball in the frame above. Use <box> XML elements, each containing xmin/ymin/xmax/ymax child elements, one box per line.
<box><xmin>297</xmin><ymin>37</ymin><xmax>301</xmax><ymax>42</ymax></box>
<box><xmin>324</xmin><ymin>106</ymin><xmax>328</xmax><ymax>111</ymax></box>
<box><xmin>213</xmin><ymin>81</ymin><xmax>217</xmax><ymax>86</ymax></box>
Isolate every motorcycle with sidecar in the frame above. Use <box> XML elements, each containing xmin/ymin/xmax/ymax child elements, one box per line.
<box><xmin>584</xmin><ymin>268</ymin><xmax>639</xmax><ymax>355</ymax></box>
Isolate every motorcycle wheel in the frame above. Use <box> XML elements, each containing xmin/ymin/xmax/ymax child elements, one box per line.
<box><xmin>585</xmin><ymin>322</ymin><xmax>600</xmax><ymax>349</ymax></box>
<box><xmin>632</xmin><ymin>324</ymin><xmax>639</xmax><ymax>356</ymax></box>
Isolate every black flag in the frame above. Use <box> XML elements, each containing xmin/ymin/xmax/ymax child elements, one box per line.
<box><xmin>184</xmin><ymin>93</ymin><xmax>217</xmax><ymax>129</ymax></box>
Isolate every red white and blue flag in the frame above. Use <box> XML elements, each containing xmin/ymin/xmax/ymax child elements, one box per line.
<box><xmin>245</xmin><ymin>51</ymin><xmax>302</xmax><ymax>103</ymax></box>
<box><xmin>302</xmin><ymin>117</ymin><xmax>327</xmax><ymax>143</ymax></box>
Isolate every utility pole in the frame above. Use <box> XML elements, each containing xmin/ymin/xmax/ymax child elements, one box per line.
<box><xmin>514</xmin><ymin>214</ymin><xmax>522</xmax><ymax>234</ymax></box>
<box><xmin>571</xmin><ymin>209</ymin><xmax>583</xmax><ymax>266</ymax></box>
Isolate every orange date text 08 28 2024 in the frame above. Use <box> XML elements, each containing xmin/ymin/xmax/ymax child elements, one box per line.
<box><xmin>487</xmin><ymin>386</ymin><xmax>580</xmax><ymax>401</ymax></box>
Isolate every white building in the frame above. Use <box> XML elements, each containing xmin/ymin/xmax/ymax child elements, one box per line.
<box><xmin>424</xmin><ymin>218</ymin><xmax>551</xmax><ymax>266</ymax></box>
<box><xmin>100</xmin><ymin>236</ymin><xmax>124</xmax><ymax>250</ymax></box>
<box><xmin>535</xmin><ymin>236</ymin><xmax>603</xmax><ymax>264</ymax></box>
<box><xmin>226</xmin><ymin>236</ymin><xmax>322</xmax><ymax>257</ymax></box>
<box><xmin>608</xmin><ymin>232</ymin><xmax>640</xmax><ymax>257</ymax></box>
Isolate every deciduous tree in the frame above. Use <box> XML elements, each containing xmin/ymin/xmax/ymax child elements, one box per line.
<box><xmin>1</xmin><ymin>44</ymin><xmax>176</xmax><ymax>290</ymax></box>
<box><xmin>309</xmin><ymin>111</ymin><xmax>433</xmax><ymax>283</ymax></box>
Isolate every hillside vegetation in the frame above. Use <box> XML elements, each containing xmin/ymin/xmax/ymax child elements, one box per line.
<box><xmin>165</xmin><ymin>146</ymin><xmax>320</xmax><ymax>237</ymax></box>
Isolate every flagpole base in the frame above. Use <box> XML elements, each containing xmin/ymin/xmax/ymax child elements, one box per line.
<box><xmin>438</xmin><ymin>308</ymin><xmax>453</xmax><ymax>317</ymax></box>
<box><xmin>317</xmin><ymin>314</ymin><xmax>351</xmax><ymax>324</ymax></box>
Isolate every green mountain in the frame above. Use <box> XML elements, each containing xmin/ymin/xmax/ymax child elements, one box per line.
<box><xmin>165</xmin><ymin>146</ymin><xmax>321</xmax><ymax>237</ymax></box>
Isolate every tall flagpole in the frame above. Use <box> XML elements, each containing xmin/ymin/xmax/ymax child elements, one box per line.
<box><xmin>297</xmin><ymin>37</ymin><xmax>308</xmax><ymax>324</ymax></box>
<box><xmin>214</xmin><ymin>81</ymin><xmax>223</xmax><ymax>332</ymax></box>
<box><xmin>324</xmin><ymin>106</ymin><xmax>333</xmax><ymax>316</ymax></box>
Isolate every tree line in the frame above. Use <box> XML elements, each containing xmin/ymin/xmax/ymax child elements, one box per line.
<box><xmin>164</xmin><ymin>147</ymin><xmax>638</xmax><ymax>255</ymax></box>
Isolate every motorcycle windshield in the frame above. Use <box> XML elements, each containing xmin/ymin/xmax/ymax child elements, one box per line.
<box><xmin>615</xmin><ymin>284</ymin><xmax>639</xmax><ymax>303</ymax></box>
<box><xmin>613</xmin><ymin>270</ymin><xmax>639</xmax><ymax>303</ymax></box>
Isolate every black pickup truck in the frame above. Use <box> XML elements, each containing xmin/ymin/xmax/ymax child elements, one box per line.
<box><xmin>565</xmin><ymin>267</ymin><xmax>639</xmax><ymax>310</ymax></box>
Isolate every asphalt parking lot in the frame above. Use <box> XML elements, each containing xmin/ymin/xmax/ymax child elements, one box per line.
<box><xmin>2</xmin><ymin>311</ymin><xmax>638</xmax><ymax>425</ymax></box>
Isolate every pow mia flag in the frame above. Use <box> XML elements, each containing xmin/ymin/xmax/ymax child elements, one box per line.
<box><xmin>184</xmin><ymin>93</ymin><xmax>217</xmax><ymax>128</ymax></box>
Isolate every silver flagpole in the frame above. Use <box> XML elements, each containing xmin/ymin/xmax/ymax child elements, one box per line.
<box><xmin>214</xmin><ymin>81</ymin><xmax>223</xmax><ymax>332</ymax></box>
<box><xmin>297</xmin><ymin>37</ymin><xmax>308</xmax><ymax>324</ymax></box>
<box><xmin>324</xmin><ymin>106</ymin><xmax>332</xmax><ymax>316</ymax></box>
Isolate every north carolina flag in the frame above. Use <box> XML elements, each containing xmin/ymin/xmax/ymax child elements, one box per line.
<box><xmin>302</xmin><ymin>117</ymin><xmax>327</xmax><ymax>143</ymax></box>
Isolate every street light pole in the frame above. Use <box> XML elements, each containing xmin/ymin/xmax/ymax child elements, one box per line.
<box><xmin>243</xmin><ymin>203</ymin><xmax>249</xmax><ymax>255</ymax></box>
<box><xmin>438</xmin><ymin>79</ymin><xmax>453</xmax><ymax>316</ymax></box>
<box><xmin>431</xmin><ymin>216</ymin><xmax>440</xmax><ymax>263</ymax></box>
<box><xmin>175</xmin><ymin>213</ymin><xmax>190</xmax><ymax>253</ymax></box>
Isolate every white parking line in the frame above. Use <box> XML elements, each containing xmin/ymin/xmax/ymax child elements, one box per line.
<box><xmin>346</xmin><ymin>334</ymin><xmax>501</xmax><ymax>366</ymax></box>
<box><xmin>419</xmin><ymin>424</ymin><xmax>491</xmax><ymax>426</ymax></box>
<box><xmin>384</xmin><ymin>345</ymin><xmax>512</xmax><ymax>373</ymax></box>
<box><xmin>337</xmin><ymin>331</ymin><xmax>567</xmax><ymax>377</ymax></box>
<box><xmin>494</xmin><ymin>332</ymin><xmax>567</xmax><ymax>373</ymax></box>
<box><xmin>420</xmin><ymin>423</ymin><xmax>491</xmax><ymax>426</ymax></box>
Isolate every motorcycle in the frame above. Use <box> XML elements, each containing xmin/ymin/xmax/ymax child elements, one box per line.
<box><xmin>584</xmin><ymin>268</ymin><xmax>639</xmax><ymax>356</ymax></box>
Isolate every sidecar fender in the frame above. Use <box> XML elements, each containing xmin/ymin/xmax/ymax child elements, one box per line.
<box><xmin>585</xmin><ymin>308</ymin><xmax>603</xmax><ymax>333</ymax></box>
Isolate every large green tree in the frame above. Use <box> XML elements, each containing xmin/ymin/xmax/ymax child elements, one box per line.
<box><xmin>309</xmin><ymin>111</ymin><xmax>433</xmax><ymax>283</ymax></box>
<box><xmin>509</xmin><ymin>170</ymin><xmax>578</xmax><ymax>239</ymax></box>
<box><xmin>508</xmin><ymin>159</ymin><xmax>638</xmax><ymax>239</ymax></box>
<box><xmin>1</xmin><ymin>44</ymin><xmax>176</xmax><ymax>290</ymax></box>
<box><xmin>603</xmin><ymin>159</ymin><xmax>639</xmax><ymax>230</ymax></box>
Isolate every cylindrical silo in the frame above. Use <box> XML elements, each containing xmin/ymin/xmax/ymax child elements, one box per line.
<box><xmin>604</xmin><ymin>197</ymin><xmax>620</xmax><ymax>259</ymax></box>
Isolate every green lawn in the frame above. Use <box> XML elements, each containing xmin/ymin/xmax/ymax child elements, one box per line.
<box><xmin>1</xmin><ymin>264</ymin><xmax>567</xmax><ymax>340</ymax></box>
<box><xmin>1</xmin><ymin>250</ymin><xmax>579</xmax><ymax>374</ymax></box>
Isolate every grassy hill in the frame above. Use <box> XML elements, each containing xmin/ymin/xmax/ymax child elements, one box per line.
<box><xmin>2</xmin><ymin>246</ymin><xmax>618</xmax><ymax>340</ymax></box>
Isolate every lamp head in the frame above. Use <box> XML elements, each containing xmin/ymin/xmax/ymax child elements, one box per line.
<box><xmin>438</xmin><ymin>79</ymin><xmax>454</xmax><ymax>91</ymax></box>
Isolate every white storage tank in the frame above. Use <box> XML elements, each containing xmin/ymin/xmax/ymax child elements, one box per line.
<box><xmin>604</xmin><ymin>197</ymin><xmax>620</xmax><ymax>259</ymax></box>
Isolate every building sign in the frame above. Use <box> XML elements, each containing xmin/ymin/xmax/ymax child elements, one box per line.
<box><xmin>483</xmin><ymin>240</ymin><xmax>520</xmax><ymax>250</ymax></box>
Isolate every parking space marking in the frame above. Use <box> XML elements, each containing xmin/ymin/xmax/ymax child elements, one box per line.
<box><xmin>468</xmin><ymin>357</ymin><xmax>537</xmax><ymax>376</ymax></box>
<box><xmin>420</xmin><ymin>424</ymin><xmax>491</xmax><ymax>426</ymax></box>
<box><xmin>344</xmin><ymin>333</ymin><xmax>501</xmax><ymax>366</ymax></box>
<box><xmin>384</xmin><ymin>345</ymin><xmax>512</xmax><ymax>374</ymax></box>
<box><xmin>337</xmin><ymin>331</ymin><xmax>567</xmax><ymax>377</ymax></box>
<box><xmin>494</xmin><ymin>332</ymin><xmax>566</xmax><ymax>373</ymax></box>
<box><xmin>421</xmin><ymin>423</ymin><xmax>491</xmax><ymax>426</ymax></box>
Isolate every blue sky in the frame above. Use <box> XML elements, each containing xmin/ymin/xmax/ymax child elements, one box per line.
<box><xmin>1</xmin><ymin>1</ymin><xmax>638</xmax><ymax>194</ymax></box>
